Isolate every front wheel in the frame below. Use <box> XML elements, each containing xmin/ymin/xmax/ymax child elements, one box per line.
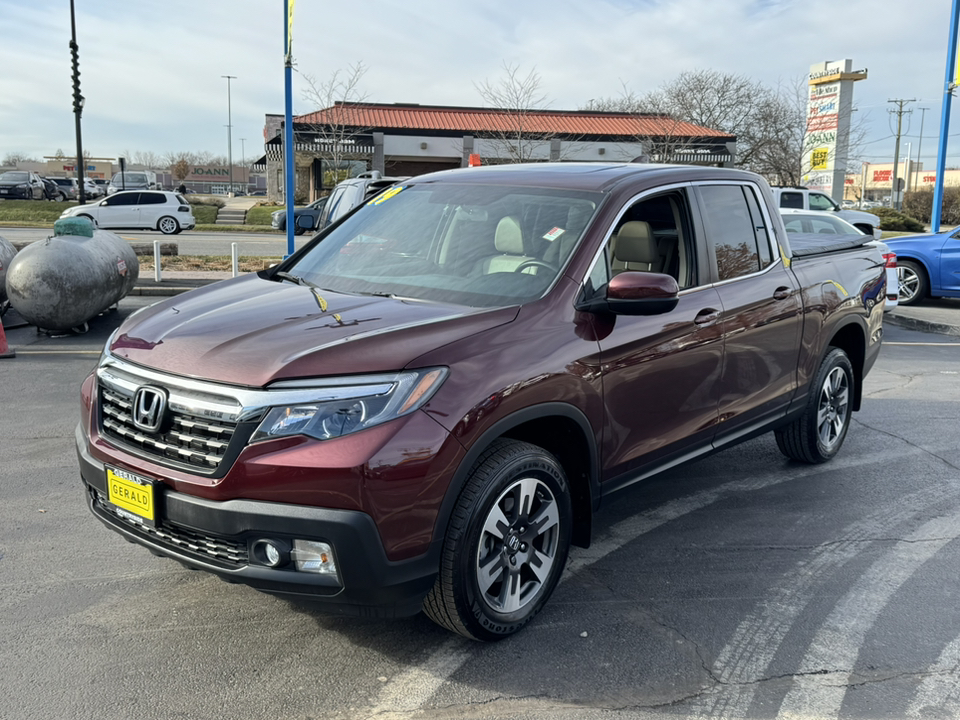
<box><xmin>423</xmin><ymin>439</ymin><xmax>572</xmax><ymax>641</ymax></box>
<box><xmin>158</xmin><ymin>216</ymin><xmax>180</xmax><ymax>235</ymax></box>
<box><xmin>897</xmin><ymin>260</ymin><xmax>928</xmax><ymax>306</ymax></box>
<box><xmin>775</xmin><ymin>347</ymin><xmax>854</xmax><ymax>464</ymax></box>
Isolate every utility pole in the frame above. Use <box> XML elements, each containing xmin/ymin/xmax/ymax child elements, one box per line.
<box><xmin>222</xmin><ymin>75</ymin><xmax>236</xmax><ymax>195</ymax></box>
<box><xmin>888</xmin><ymin>98</ymin><xmax>915</xmax><ymax>210</ymax></box>
<box><xmin>914</xmin><ymin>107</ymin><xmax>929</xmax><ymax>191</ymax></box>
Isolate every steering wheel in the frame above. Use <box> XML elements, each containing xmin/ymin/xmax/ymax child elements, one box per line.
<box><xmin>514</xmin><ymin>259</ymin><xmax>555</xmax><ymax>274</ymax></box>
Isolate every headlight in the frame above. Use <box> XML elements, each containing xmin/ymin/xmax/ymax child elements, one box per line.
<box><xmin>250</xmin><ymin>368</ymin><xmax>447</xmax><ymax>443</ymax></box>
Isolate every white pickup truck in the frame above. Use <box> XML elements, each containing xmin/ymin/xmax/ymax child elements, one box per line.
<box><xmin>772</xmin><ymin>187</ymin><xmax>881</xmax><ymax>239</ymax></box>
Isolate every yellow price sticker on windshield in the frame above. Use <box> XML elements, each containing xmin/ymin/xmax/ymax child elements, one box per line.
<box><xmin>368</xmin><ymin>186</ymin><xmax>405</xmax><ymax>206</ymax></box>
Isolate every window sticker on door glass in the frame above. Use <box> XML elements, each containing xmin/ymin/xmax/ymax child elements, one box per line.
<box><xmin>367</xmin><ymin>186</ymin><xmax>405</xmax><ymax>206</ymax></box>
<box><xmin>542</xmin><ymin>227</ymin><xmax>566</xmax><ymax>241</ymax></box>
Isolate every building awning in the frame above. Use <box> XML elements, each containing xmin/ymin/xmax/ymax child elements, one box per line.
<box><xmin>251</xmin><ymin>154</ymin><xmax>267</xmax><ymax>173</ymax></box>
<box><xmin>264</xmin><ymin>134</ymin><xmax>376</xmax><ymax>163</ymax></box>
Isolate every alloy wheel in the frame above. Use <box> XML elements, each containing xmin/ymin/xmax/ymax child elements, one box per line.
<box><xmin>817</xmin><ymin>366</ymin><xmax>849</xmax><ymax>451</ymax></box>
<box><xmin>475</xmin><ymin>476</ymin><xmax>561</xmax><ymax>614</ymax></box>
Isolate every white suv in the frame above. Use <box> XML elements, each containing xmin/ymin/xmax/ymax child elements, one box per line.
<box><xmin>59</xmin><ymin>190</ymin><xmax>196</xmax><ymax>235</ymax></box>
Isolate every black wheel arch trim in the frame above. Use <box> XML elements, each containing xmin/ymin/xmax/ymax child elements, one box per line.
<box><xmin>432</xmin><ymin>402</ymin><xmax>600</xmax><ymax>552</ymax></box>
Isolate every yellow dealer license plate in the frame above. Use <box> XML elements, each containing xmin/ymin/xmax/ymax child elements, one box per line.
<box><xmin>106</xmin><ymin>466</ymin><xmax>156</xmax><ymax>524</ymax></box>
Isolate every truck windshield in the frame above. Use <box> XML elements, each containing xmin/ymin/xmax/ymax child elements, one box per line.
<box><xmin>286</xmin><ymin>183</ymin><xmax>600</xmax><ymax>308</ymax></box>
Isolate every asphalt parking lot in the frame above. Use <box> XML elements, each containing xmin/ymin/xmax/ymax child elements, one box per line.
<box><xmin>2</xmin><ymin>289</ymin><xmax>960</xmax><ymax>719</ymax></box>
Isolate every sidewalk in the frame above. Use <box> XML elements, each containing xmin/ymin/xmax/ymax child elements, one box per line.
<box><xmin>885</xmin><ymin>298</ymin><xmax>960</xmax><ymax>337</ymax></box>
<box><xmin>132</xmin><ymin>270</ymin><xmax>235</xmax><ymax>295</ymax></box>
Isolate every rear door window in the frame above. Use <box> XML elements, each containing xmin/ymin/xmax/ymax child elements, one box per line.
<box><xmin>698</xmin><ymin>184</ymin><xmax>772</xmax><ymax>282</ymax></box>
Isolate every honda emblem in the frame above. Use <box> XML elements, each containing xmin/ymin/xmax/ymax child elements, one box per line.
<box><xmin>132</xmin><ymin>386</ymin><xmax>167</xmax><ymax>433</ymax></box>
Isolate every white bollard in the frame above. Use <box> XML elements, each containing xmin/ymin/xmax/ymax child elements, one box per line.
<box><xmin>153</xmin><ymin>240</ymin><xmax>162</xmax><ymax>282</ymax></box>
<box><xmin>231</xmin><ymin>242</ymin><xmax>239</xmax><ymax>278</ymax></box>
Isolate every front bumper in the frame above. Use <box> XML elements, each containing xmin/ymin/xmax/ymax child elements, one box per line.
<box><xmin>0</xmin><ymin>186</ymin><xmax>30</xmax><ymax>199</ymax></box>
<box><xmin>76</xmin><ymin>425</ymin><xmax>439</xmax><ymax>616</ymax></box>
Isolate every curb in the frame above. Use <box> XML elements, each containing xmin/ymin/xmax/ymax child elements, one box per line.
<box><xmin>884</xmin><ymin>313</ymin><xmax>960</xmax><ymax>337</ymax></box>
<box><xmin>130</xmin><ymin>286</ymin><xmax>199</xmax><ymax>296</ymax></box>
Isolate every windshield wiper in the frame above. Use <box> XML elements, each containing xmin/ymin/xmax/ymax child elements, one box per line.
<box><xmin>274</xmin><ymin>271</ymin><xmax>331</xmax><ymax>311</ymax></box>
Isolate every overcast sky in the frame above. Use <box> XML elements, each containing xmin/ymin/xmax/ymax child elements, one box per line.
<box><xmin>0</xmin><ymin>0</ymin><xmax>954</xmax><ymax>169</ymax></box>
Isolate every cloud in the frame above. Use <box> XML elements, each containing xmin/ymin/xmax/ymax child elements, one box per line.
<box><xmin>0</xmin><ymin>0</ymin><xmax>951</xmax><ymax>164</ymax></box>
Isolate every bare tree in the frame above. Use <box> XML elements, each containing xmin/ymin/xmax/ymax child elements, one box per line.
<box><xmin>475</xmin><ymin>62</ymin><xmax>558</xmax><ymax>163</ymax></box>
<box><xmin>299</xmin><ymin>62</ymin><xmax>372</xmax><ymax>188</ymax></box>
<box><xmin>2</xmin><ymin>151</ymin><xmax>39</xmax><ymax>165</ymax></box>
<box><xmin>582</xmin><ymin>82</ymin><xmax>703</xmax><ymax>163</ymax></box>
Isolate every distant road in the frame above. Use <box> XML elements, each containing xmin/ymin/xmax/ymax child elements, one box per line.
<box><xmin>0</xmin><ymin>226</ymin><xmax>311</xmax><ymax>257</ymax></box>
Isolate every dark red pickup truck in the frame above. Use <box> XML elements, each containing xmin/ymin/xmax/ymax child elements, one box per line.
<box><xmin>77</xmin><ymin>163</ymin><xmax>886</xmax><ymax>640</ymax></box>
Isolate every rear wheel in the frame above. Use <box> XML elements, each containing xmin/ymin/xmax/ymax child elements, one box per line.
<box><xmin>897</xmin><ymin>260</ymin><xmax>928</xmax><ymax>306</ymax></box>
<box><xmin>423</xmin><ymin>439</ymin><xmax>572</xmax><ymax>641</ymax></box>
<box><xmin>158</xmin><ymin>216</ymin><xmax>180</xmax><ymax>235</ymax></box>
<box><xmin>775</xmin><ymin>347</ymin><xmax>853</xmax><ymax>464</ymax></box>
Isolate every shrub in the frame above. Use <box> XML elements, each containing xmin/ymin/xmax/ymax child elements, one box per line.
<box><xmin>188</xmin><ymin>196</ymin><xmax>226</xmax><ymax>209</ymax></box>
<box><xmin>865</xmin><ymin>207</ymin><xmax>925</xmax><ymax>232</ymax></box>
<box><xmin>901</xmin><ymin>188</ymin><xmax>960</xmax><ymax>225</ymax></box>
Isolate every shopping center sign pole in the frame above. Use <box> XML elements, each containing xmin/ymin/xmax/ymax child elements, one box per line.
<box><xmin>932</xmin><ymin>0</ymin><xmax>960</xmax><ymax>233</ymax></box>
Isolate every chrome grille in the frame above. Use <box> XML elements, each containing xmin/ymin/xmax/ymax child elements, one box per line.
<box><xmin>100</xmin><ymin>386</ymin><xmax>237</xmax><ymax>471</ymax></box>
<box><xmin>93</xmin><ymin>489</ymin><xmax>248</xmax><ymax>565</ymax></box>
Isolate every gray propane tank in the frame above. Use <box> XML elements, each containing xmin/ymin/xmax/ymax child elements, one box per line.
<box><xmin>0</xmin><ymin>235</ymin><xmax>16</xmax><ymax>305</ymax></box>
<box><xmin>5</xmin><ymin>217</ymin><xmax>139</xmax><ymax>331</ymax></box>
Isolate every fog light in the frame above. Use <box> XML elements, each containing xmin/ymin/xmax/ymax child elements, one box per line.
<box><xmin>252</xmin><ymin>539</ymin><xmax>287</xmax><ymax>568</ymax></box>
<box><xmin>292</xmin><ymin>540</ymin><xmax>337</xmax><ymax>575</ymax></box>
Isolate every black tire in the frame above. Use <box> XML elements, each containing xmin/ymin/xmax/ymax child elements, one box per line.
<box><xmin>294</xmin><ymin>227</ymin><xmax>306</xmax><ymax>236</ymax></box>
<box><xmin>423</xmin><ymin>439</ymin><xmax>572</xmax><ymax>641</ymax></box>
<box><xmin>775</xmin><ymin>347</ymin><xmax>854</xmax><ymax>464</ymax></box>
<box><xmin>158</xmin><ymin>216</ymin><xmax>180</xmax><ymax>235</ymax></box>
<box><xmin>77</xmin><ymin>213</ymin><xmax>97</xmax><ymax>228</ymax></box>
<box><xmin>897</xmin><ymin>260</ymin><xmax>928</xmax><ymax>306</ymax></box>
<box><xmin>53</xmin><ymin>192</ymin><xmax>65</xmax><ymax>202</ymax></box>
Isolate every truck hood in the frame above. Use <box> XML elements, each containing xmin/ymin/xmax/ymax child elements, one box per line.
<box><xmin>837</xmin><ymin>208</ymin><xmax>879</xmax><ymax>226</ymax></box>
<box><xmin>110</xmin><ymin>274</ymin><xmax>518</xmax><ymax>386</ymax></box>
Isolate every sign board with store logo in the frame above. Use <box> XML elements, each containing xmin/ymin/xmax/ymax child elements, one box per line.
<box><xmin>801</xmin><ymin>59</ymin><xmax>866</xmax><ymax>202</ymax></box>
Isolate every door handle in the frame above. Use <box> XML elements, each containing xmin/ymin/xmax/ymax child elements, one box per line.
<box><xmin>773</xmin><ymin>287</ymin><xmax>791</xmax><ymax>300</ymax></box>
<box><xmin>694</xmin><ymin>308</ymin><xmax>720</xmax><ymax>326</ymax></box>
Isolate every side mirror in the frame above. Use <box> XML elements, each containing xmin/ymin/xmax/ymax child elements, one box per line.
<box><xmin>295</xmin><ymin>215</ymin><xmax>314</xmax><ymax>231</ymax></box>
<box><xmin>577</xmin><ymin>271</ymin><xmax>680</xmax><ymax>316</ymax></box>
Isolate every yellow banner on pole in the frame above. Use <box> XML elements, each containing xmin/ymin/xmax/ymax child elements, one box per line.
<box><xmin>287</xmin><ymin>0</ymin><xmax>296</xmax><ymax>56</ymax></box>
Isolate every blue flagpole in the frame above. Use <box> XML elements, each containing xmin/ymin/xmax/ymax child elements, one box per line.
<box><xmin>932</xmin><ymin>0</ymin><xmax>960</xmax><ymax>233</ymax></box>
<box><xmin>283</xmin><ymin>0</ymin><xmax>295</xmax><ymax>257</ymax></box>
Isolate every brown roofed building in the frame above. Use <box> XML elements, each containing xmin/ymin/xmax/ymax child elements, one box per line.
<box><xmin>259</xmin><ymin>102</ymin><xmax>736</xmax><ymax>203</ymax></box>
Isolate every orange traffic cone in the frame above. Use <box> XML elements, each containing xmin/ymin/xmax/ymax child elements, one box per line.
<box><xmin>0</xmin><ymin>315</ymin><xmax>15</xmax><ymax>358</ymax></box>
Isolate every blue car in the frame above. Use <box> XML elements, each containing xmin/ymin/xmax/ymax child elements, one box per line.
<box><xmin>883</xmin><ymin>227</ymin><xmax>960</xmax><ymax>305</ymax></box>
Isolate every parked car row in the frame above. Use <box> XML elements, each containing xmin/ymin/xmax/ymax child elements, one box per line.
<box><xmin>0</xmin><ymin>171</ymin><xmax>108</xmax><ymax>201</ymax></box>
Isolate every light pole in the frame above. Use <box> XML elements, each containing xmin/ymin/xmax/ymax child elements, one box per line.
<box><xmin>69</xmin><ymin>0</ymin><xmax>86</xmax><ymax>205</ymax></box>
<box><xmin>240</xmin><ymin>138</ymin><xmax>246</xmax><ymax>192</ymax></box>
<box><xmin>222</xmin><ymin>75</ymin><xmax>236</xmax><ymax>195</ymax></box>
